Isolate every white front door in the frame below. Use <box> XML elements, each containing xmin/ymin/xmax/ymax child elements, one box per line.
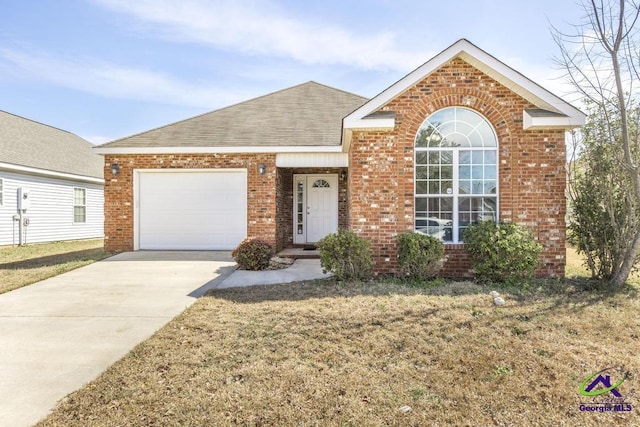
<box><xmin>293</xmin><ymin>174</ymin><xmax>338</xmax><ymax>244</ymax></box>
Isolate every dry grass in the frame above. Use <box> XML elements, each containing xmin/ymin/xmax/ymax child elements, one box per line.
<box><xmin>37</xmin><ymin>255</ymin><xmax>640</xmax><ymax>426</ymax></box>
<box><xmin>565</xmin><ymin>245</ymin><xmax>640</xmax><ymax>285</ymax></box>
<box><xmin>0</xmin><ymin>239</ymin><xmax>109</xmax><ymax>294</ymax></box>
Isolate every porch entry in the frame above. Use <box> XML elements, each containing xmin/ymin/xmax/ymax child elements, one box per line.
<box><xmin>293</xmin><ymin>174</ymin><xmax>339</xmax><ymax>244</ymax></box>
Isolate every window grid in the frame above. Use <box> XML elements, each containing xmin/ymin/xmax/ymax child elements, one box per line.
<box><xmin>73</xmin><ymin>188</ymin><xmax>86</xmax><ymax>224</ymax></box>
<box><xmin>414</xmin><ymin>107</ymin><xmax>498</xmax><ymax>243</ymax></box>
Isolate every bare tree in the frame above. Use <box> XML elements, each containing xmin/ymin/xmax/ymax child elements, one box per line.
<box><xmin>554</xmin><ymin>0</ymin><xmax>640</xmax><ymax>286</ymax></box>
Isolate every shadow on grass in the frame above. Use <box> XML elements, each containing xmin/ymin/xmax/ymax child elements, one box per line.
<box><xmin>206</xmin><ymin>278</ymin><xmax>490</xmax><ymax>305</ymax></box>
<box><xmin>0</xmin><ymin>248</ymin><xmax>109</xmax><ymax>270</ymax></box>
<box><xmin>205</xmin><ymin>275</ymin><xmax>639</xmax><ymax>310</ymax></box>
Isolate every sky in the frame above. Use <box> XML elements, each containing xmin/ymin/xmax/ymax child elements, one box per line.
<box><xmin>0</xmin><ymin>0</ymin><xmax>588</xmax><ymax>145</ymax></box>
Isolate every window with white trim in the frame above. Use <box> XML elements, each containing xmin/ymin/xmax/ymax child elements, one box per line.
<box><xmin>415</xmin><ymin>107</ymin><xmax>498</xmax><ymax>242</ymax></box>
<box><xmin>73</xmin><ymin>188</ymin><xmax>86</xmax><ymax>223</ymax></box>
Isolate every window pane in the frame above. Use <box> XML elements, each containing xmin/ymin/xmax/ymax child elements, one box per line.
<box><xmin>456</xmin><ymin>108</ymin><xmax>481</xmax><ymax>126</ymax></box>
<box><xmin>416</xmin><ymin>152</ymin><xmax>429</xmax><ymax>165</ymax></box>
<box><xmin>416</xmin><ymin>181</ymin><xmax>428</xmax><ymax>194</ymax></box>
<box><xmin>415</xmin><ymin>127</ymin><xmax>434</xmax><ymax>147</ymax></box>
<box><xmin>416</xmin><ymin>166</ymin><xmax>428</xmax><ymax>179</ymax></box>
<box><xmin>459</xmin><ymin>180</ymin><xmax>471</xmax><ymax>194</ymax></box>
<box><xmin>477</xmin><ymin>121</ymin><xmax>497</xmax><ymax>147</ymax></box>
<box><xmin>441</xmin><ymin>197</ymin><xmax>453</xmax><ymax>212</ymax></box>
<box><xmin>428</xmin><ymin>181</ymin><xmax>440</xmax><ymax>194</ymax></box>
<box><xmin>441</xmin><ymin>134</ymin><xmax>466</xmax><ymax>147</ymax></box>
<box><xmin>484</xmin><ymin>150</ymin><xmax>497</xmax><ymax>164</ymax></box>
<box><xmin>429</xmin><ymin>108</ymin><xmax>455</xmax><ymax>126</ymax></box>
<box><xmin>484</xmin><ymin>181</ymin><xmax>497</xmax><ymax>194</ymax></box>
<box><xmin>460</xmin><ymin>151</ymin><xmax>471</xmax><ymax>165</ymax></box>
<box><xmin>428</xmin><ymin>152</ymin><xmax>440</xmax><ymax>164</ymax></box>
<box><xmin>472</xmin><ymin>151</ymin><xmax>484</xmax><ymax>164</ymax></box>
<box><xmin>437</xmin><ymin>122</ymin><xmax>456</xmax><ymax>138</ymax></box>
<box><xmin>74</xmin><ymin>206</ymin><xmax>86</xmax><ymax>223</ymax></box>
<box><xmin>482</xmin><ymin>197</ymin><xmax>498</xmax><ymax>221</ymax></box>
<box><xmin>415</xmin><ymin>196</ymin><xmax>453</xmax><ymax>241</ymax></box>
<box><xmin>441</xmin><ymin>165</ymin><xmax>453</xmax><ymax>180</ymax></box>
<box><xmin>485</xmin><ymin>165</ymin><xmax>496</xmax><ymax>179</ymax></box>
<box><xmin>426</xmin><ymin>166</ymin><xmax>438</xmax><ymax>180</ymax></box>
<box><xmin>472</xmin><ymin>166</ymin><xmax>483</xmax><ymax>179</ymax></box>
<box><xmin>459</xmin><ymin>165</ymin><xmax>471</xmax><ymax>179</ymax></box>
<box><xmin>415</xmin><ymin>198</ymin><xmax>428</xmax><ymax>214</ymax></box>
<box><xmin>441</xmin><ymin>151</ymin><xmax>453</xmax><ymax>165</ymax></box>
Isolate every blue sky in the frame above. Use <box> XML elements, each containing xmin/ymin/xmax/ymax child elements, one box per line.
<box><xmin>0</xmin><ymin>0</ymin><xmax>587</xmax><ymax>144</ymax></box>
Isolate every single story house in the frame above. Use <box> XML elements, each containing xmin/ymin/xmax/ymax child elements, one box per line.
<box><xmin>0</xmin><ymin>111</ymin><xmax>104</xmax><ymax>246</ymax></box>
<box><xmin>95</xmin><ymin>39</ymin><xmax>585</xmax><ymax>277</ymax></box>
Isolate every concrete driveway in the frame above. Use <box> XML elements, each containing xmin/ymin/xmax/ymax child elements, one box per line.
<box><xmin>0</xmin><ymin>251</ymin><xmax>236</xmax><ymax>427</ymax></box>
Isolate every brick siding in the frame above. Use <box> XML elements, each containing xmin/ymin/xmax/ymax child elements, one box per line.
<box><xmin>103</xmin><ymin>153</ymin><xmax>277</xmax><ymax>252</ymax></box>
<box><xmin>348</xmin><ymin>58</ymin><xmax>566</xmax><ymax>278</ymax></box>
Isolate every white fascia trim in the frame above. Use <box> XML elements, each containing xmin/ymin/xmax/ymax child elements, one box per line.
<box><xmin>94</xmin><ymin>145</ymin><xmax>343</xmax><ymax>155</ymax></box>
<box><xmin>459</xmin><ymin>51</ymin><xmax>586</xmax><ymax>125</ymax></box>
<box><xmin>523</xmin><ymin>110</ymin><xmax>584</xmax><ymax>130</ymax></box>
<box><xmin>343</xmin><ymin>117</ymin><xmax>395</xmax><ymax>130</ymax></box>
<box><xmin>0</xmin><ymin>162</ymin><xmax>104</xmax><ymax>184</ymax></box>
<box><xmin>276</xmin><ymin>153</ymin><xmax>349</xmax><ymax>168</ymax></box>
<box><xmin>343</xmin><ymin>39</ymin><xmax>586</xmax><ymax>130</ymax></box>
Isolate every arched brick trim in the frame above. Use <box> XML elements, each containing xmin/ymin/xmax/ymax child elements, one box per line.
<box><xmin>348</xmin><ymin>58</ymin><xmax>567</xmax><ymax>278</ymax></box>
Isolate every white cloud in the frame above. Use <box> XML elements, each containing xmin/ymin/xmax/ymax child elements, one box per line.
<box><xmin>93</xmin><ymin>0</ymin><xmax>427</xmax><ymax>71</ymax></box>
<box><xmin>0</xmin><ymin>48</ymin><xmax>250</xmax><ymax>109</ymax></box>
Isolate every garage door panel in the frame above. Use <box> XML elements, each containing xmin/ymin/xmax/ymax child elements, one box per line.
<box><xmin>138</xmin><ymin>171</ymin><xmax>247</xmax><ymax>250</ymax></box>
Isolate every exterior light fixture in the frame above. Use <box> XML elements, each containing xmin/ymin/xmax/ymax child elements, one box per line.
<box><xmin>340</xmin><ymin>170</ymin><xmax>347</xmax><ymax>180</ymax></box>
<box><xmin>258</xmin><ymin>164</ymin><xmax>266</xmax><ymax>175</ymax></box>
<box><xmin>111</xmin><ymin>163</ymin><xmax>120</xmax><ymax>176</ymax></box>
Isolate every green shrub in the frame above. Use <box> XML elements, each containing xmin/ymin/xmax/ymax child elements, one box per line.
<box><xmin>464</xmin><ymin>221</ymin><xmax>542</xmax><ymax>284</ymax></box>
<box><xmin>317</xmin><ymin>230</ymin><xmax>373</xmax><ymax>280</ymax></box>
<box><xmin>232</xmin><ymin>238</ymin><xmax>274</xmax><ymax>271</ymax></box>
<box><xmin>396</xmin><ymin>231</ymin><xmax>445</xmax><ymax>279</ymax></box>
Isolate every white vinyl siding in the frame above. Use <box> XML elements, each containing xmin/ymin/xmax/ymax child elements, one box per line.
<box><xmin>0</xmin><ymin>178</ymin><xmax>3</xmax><ymax>206</ymax></box>
<box><xmin>73</xmin><ymin>188</ymin><xmax>86</xmax><ymax>223</ymax></box>
<box><xmin>0</xmin><ymin>171</ymin><xmax>104</xmax><ymax>245</ymax></box>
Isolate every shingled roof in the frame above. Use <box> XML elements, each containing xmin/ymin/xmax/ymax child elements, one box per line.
<box><xmin>0</xmin><ymin>111</ymin><xmax>103</xmax><ymax>179</ymax></box>
<box><xmin>98</xmin><ymin>81</ymin><xmax>368</xmax><ymax>150</ymax></box>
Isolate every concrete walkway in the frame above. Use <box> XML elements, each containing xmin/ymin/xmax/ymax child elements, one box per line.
<box><xmin>215</xmin><ymin>258</ymin><xmax>330</xmax><ymax>288</ymax></box>
<box><xmin>0</xmin><ymin>251</ymin><xmax>236</xmax><ymax>427</ymax></box>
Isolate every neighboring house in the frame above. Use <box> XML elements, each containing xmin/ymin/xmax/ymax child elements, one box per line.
<box><xmin>0</xmin><ymin>111</ymin><xmax>104</xmax><ymax>246</ymax></box>
<box><xmin>95</xmin><ymin>39</ymin><xmax>585</xmax><ymax>277</ymax></box>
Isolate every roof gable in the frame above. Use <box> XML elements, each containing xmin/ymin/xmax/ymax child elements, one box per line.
<box><xmin>96</xmin><ymin>81</ymin><xmax>368</xmax><ymax>153</ymax></box>
<box><xmin>343</xmin><ymin>39</ymin><xmax>585</xmax><ymax>131</ymax></box>
<box><xmin>0</xmin><ymin>111</ymin><xmax>104</xmax><ymax>180</ymax></box>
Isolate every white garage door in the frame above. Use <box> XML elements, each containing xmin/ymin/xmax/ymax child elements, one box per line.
<box><xmin>137</xmin><ymin>170</ymin><xmax>247</xmax><ymax>250</ymax></box>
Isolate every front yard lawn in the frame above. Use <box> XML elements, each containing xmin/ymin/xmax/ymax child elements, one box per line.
<box><xmin>37</xmin><ymin>276</ymin><xmax>639</xmax><ymax>426</ymax></box>
<box><xmin>0</xmin><ymin>239</ymin><xmax>109</xmax><ymax>294</ymax></box>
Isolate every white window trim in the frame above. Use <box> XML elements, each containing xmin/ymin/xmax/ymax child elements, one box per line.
<box><xmin>414</xmin><ymin>107</ymin><xmax>499</xmax><ymax>243</ymax></box>
<box><xmin>73</xmin><ymin>187</ymin><xmax>86</xmax><ymax>224</ymax></box>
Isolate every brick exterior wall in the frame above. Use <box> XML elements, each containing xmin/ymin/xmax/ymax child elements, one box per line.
<box><xmin>103</xmin><ymin>153</ymin><xmax>277</xmax><ymax>253</ymax></box>
<box><xmin>276</xmin><ymin>168</ymin><xmax>348</xmax><ymax>249</ymax></box>
<box><xmin>348</xmin><ymin>58</ymin><xmax>567</xmax><ymax>278</ymax></box>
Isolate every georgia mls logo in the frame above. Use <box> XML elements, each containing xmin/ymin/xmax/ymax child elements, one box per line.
<box><xmin>579</xmin><ymin>367</ymin><xmax>634</xmax><ymax>413</ymax></box>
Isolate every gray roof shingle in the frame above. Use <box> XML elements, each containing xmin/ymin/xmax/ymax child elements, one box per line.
<box><xmin>0</xmin><ymin>111</ymin><xmax>103</xmax><ymax>179</ymax></box>
<box><xmin>99</xmin><ymin>81</ymin><xmax>369</xmax><ymax>149</ymax></box>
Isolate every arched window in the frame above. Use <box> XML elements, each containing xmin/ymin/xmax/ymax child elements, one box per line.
<box><xmin>312</xmin><ymin>179</ymin><xmax>331</xmax><ymax>188</ymax></box>
<box><xmin>414</xmin><ymin>107</ymin><xmax>498</xmax><ymax>242</ymax></box>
